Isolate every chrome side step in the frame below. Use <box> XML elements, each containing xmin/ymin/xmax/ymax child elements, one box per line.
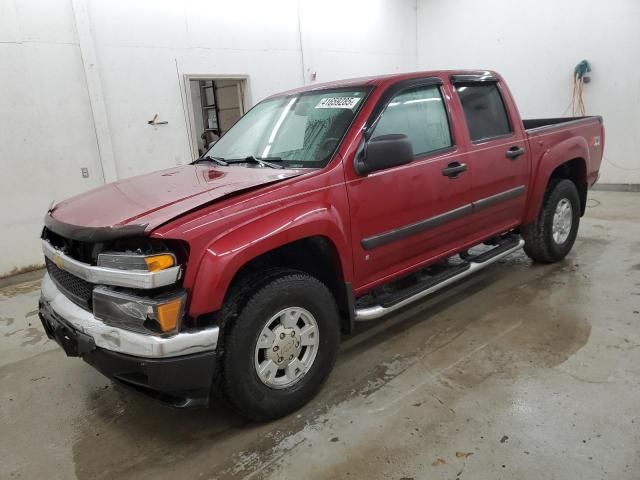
<box><xmin>354</xmin><ymin>238</ymin><xmax>525</xmax><ymax>322</ymax></box>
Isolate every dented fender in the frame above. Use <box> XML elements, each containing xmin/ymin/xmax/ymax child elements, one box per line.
<box><xmin>186</xmin><ymin>201</ymin><xmax>352</xmax><ymax>316</ymax></box>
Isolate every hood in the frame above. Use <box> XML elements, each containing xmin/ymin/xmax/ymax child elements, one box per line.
<box><xmin>47</xmin><ymin>164</ymin><xmax>302</xmax><ymax>240</ymax></box>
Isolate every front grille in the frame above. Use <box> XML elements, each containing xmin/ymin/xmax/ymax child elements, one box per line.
<box><xmin>46</xmin><ymin>258</ymin><xmax>94</xmax><ymax>311</ymax></box>
<box><xmin>43</xmin><ymin>227</ymin><xmax>96</xmax><ymax>264</ymax></box>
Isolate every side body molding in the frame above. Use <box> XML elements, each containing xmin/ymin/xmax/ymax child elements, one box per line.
<box><xmin>362</xmin><ymin>185</ymin><xmax>526</xmax><ymax>250</ymax></box>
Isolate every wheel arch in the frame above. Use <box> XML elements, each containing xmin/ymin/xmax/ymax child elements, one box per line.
<box><xmin>549</xmin><ymin>158</ymin><xmax>588</xmax><ymax>215</ymax></box>
<box><xmin>187</xmin><ymin>202</ymin><xmax>354</xmax><ymax>332</ymax></box>
<box><xmin>524</xmin><ymin>135</ymin><xmax>590</xmax><ymax>224</ymax></box>
<box><xmin>222</xmin><ymin>236</ymin><xmax>353</xmax><ymax>333</ymax></box>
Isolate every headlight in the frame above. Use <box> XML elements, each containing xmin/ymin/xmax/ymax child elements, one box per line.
<box><xmin>97</xmin><ymin>252</ymin><xmax>176</xmax><ymax>272</ymax></box>
<box><xmin>93</xmin><ymin>286</ymin><xmax>186</xmax><ymax>334</ymax></box>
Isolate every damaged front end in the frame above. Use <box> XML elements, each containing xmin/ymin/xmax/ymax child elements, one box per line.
<box><xmin>38</xmin><ymin>216</ymin><xmax>219</xmax><ymax>407</ymax></box>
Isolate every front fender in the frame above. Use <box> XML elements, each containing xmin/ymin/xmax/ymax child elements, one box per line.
<box><xmin>187</xmin><ymin>201</ymin><xmax>351</xmax><ymax>316</ymax></box>
<box><xmin>523</xmin><ymin>136</ymin><xmax>589</xmax><ymax>224</ymax></box>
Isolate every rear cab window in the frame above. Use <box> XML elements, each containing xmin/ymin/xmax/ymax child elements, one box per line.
<box><xmin>454</xmin><ymin>82</ymin><xmax>512</xmax><ymax>142</ymax></box>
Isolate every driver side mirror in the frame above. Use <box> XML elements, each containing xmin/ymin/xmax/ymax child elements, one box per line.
<box><xmin>354</xmin><ymin>134</ymin><xmax>414</xmax><ymax>175</ymax></box>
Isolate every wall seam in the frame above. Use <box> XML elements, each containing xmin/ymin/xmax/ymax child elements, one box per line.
<box><xmin>415</xmin><ymin>0</ymin><xmax>419</xmax><ymax>69</ymax></box>
<box><xmin>296</xmin><ymin>0</ymin><xmax>307</xmax><ymax>85</ymax></box>
<box><xmin>71</xmin><ymin>0</ymin><xmax>118</xmax><ymax>183</ymax></box>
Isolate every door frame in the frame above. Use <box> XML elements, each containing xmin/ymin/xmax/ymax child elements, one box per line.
<box><xmin>448</xmin><ymin>77</ymin><xmax>529</xmax><ymax>237</ymax></box>
<box><xmin>183</xmin><ymin>74</ymin><xmax>251</xmax><ymax>159</ymax></box>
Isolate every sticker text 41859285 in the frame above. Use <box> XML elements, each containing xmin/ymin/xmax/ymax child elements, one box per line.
<box><xmin>315</xmin><ymin>97</ymin><xmax>361</xmax><ymax>109</ymax></box>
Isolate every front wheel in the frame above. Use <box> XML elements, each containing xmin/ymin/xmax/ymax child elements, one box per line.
<box><xmin>522</xmin><ymin>178</ymin><xmax>581</xmax><ymax>263</ymax></box>
<box><xmin>218</xmin><ymin>270</ymin><xmax>340</xmax><ymax>421</ymax></box>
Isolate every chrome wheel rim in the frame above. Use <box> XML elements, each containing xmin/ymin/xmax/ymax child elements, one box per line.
<box><xmin>552</xmin><ymin>198</ymin><xmax>573</xmax><ymax>244</ymax></box>
<box><xmin>254</xmin><ymin>307</ymin><xmax>319</xmax><ymax>389</ymax></box>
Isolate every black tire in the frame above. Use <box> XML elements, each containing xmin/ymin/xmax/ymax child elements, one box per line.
<box><xmin>217</xmin><ymin>269</ymin><xmax>340</xmax><ymax>421</ymax></box>
<box><xmin>522</xmin><ymin>178</ymin><xmax>581</xmax><ymax>263</ymax></box>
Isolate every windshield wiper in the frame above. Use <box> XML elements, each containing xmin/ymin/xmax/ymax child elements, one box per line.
<box><xmin>226</xmin><ymin>155</ymin><xmax>284</xmax><ymax>169</ymax></box>
<box><xmin>193</xmin><ymin>155</ymin><xmax>228</xmax><ymax>166</ymax></box>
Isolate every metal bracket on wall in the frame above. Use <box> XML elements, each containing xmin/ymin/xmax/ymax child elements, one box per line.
<box><xmin>147</xmin><ymin>114</ymin><xmax>168</xmax><ymax>126</ymax></box>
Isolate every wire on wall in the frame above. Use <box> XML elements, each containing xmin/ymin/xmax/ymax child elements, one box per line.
<box><xmin>571</xmin><ymin>60</ymin><xmax>591</xmax><ymax>116</ymax></box>
<box><xmin>567</xmin><ymin>60</ymin><xmax>640</xmax><ymax>172</ymax></box>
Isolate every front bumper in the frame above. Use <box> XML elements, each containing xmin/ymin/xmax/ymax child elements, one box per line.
<box><xmin>39</xmin><ymin>273</ymin><xmax>220</xmax><ymax>406</ymax></box>
<box><xmin>83</xmin><ymin>347</ymin><xmax>216</xmax><ymax>407</ymax></box>
<box><xmin>40</xmin><ymin>273</ymin><xmax>219</xmax><ymax>358</ymax></box>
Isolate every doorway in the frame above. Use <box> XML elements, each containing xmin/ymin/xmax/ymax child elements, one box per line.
<box><xmin>186</xmin><ymin>76</ymin><xmax>248</xmax><ymax>157</ymax></box>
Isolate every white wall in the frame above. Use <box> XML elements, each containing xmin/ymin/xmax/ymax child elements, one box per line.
<box><xmin>86</xmin><ymin>0</ymin><xmax>418</xmax><ymax>179</ymax></box>
<box><xmin>417</xmin><ymin>0</ymin><xmax>640</xmax><ymax>184</ymax></box>
<box><xmin>0</xmin><ymin>0</ymin><xmax>417</xmax><ymax>276</ymax></box>
<box><xmin>2</xmin><ymin>0</ymin><xmax>638</xmax><ymax>277</ymax></box>
<box><xmin>298</xmin><ymin>0</ymin><xmax>417</xmax><ymax>81</ymax></box>
<box><xmin>0</xmin><ymin>0</ymin><xmax>105</xmax><ymax>276</ymax></box>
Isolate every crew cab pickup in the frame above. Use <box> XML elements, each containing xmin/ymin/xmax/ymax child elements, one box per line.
<box><xmin>38</xmin><ymin>70</ymin><xmax>604</xmax><ymax>420</ymax></box>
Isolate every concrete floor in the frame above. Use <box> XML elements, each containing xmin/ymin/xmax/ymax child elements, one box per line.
<box><xmin>1</xmin><ymin>191</ymin><xmax>639</xmax><ymax>480</ymax></box>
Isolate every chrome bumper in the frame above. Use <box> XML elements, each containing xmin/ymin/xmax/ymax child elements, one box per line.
<box><xmin>40</xmin><ymin>273</ymin><xmax>219</xmax><ymax>358</ymax></box>
<box><xmin>41</xmin><ymin>239</ymin><xmax>181</xmax><ymax>289</ymax></box>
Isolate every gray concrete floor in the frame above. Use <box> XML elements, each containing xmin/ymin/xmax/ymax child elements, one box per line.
<box><xmin>1</xmin><ymin>191</ymin><xmax>639</xmax><ymax>480</ymax></box>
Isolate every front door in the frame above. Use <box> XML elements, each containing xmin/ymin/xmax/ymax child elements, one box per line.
<box><xmin>345</xmin><ymin>80</ymin><xmax>473</xmax><ymax>291</ymax></box>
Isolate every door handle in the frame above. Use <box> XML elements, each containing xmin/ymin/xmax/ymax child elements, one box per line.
<box><xmin>442</xmin><ymin>162</ymin><xmax>467</xmax><ymax>178</ymax></box>
<box><xmin>506</xmin><ymin>146</ymin><xmax>525</xmax><ymax>160</ymax></box>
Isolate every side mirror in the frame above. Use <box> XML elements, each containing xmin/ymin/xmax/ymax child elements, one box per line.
<box><xmin>355</xmin><ymin>134</ymin><xmax>414</xmax><ymax>175</ymax></box>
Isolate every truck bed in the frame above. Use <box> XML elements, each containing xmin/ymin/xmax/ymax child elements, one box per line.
<box><xmin>523</xmin><ymin>116</ymin><xmax>603</xmax><ymax>133</ymax></box>
<box><xmin>522</xmin><ymin>114</ymin><xmax>604</xmax><ymax>200</ymax></box>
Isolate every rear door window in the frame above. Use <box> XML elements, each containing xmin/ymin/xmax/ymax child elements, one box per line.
<box><xmin>455</xmin><ymin>83</ymin><xmax>512</xmax><ymax>142</ymax></box>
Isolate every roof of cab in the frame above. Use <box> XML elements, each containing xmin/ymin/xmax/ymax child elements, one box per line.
<box><xmin>268</xmin><ymin>70</ymin><xmax>498</xmax><ymax>98</ymax></box>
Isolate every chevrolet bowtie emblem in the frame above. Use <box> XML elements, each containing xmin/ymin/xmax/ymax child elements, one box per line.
<box><xmin>53</xmin><ymin>253</ymin><xmax>64</xmax><ymax>270</ymax></box>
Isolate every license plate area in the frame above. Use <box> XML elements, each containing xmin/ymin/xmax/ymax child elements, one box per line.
<box><xmin>39</xmin><ymin>301</ymin><xmax>96</xmax><ymax>357</ymax></box>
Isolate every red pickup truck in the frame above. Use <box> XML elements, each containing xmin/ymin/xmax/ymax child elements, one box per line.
<box><xmin>39</xmin><ymin>70</ymin><xmax>604</xmax><ymax>420</ymax></box>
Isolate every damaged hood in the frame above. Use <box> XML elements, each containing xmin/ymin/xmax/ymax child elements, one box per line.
<box><xmin>47</xmin><ymin>164</ymin><xmax>302</xmax><ymax>240</ymax></box>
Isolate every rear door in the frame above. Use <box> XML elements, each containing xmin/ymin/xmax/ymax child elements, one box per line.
<box><xmin>345</xmin><ymin>78</ymin><xmax>473</xmax><ymax>290</ymax></box>
<box><xmin>451</xmin><ymin>76</ymin><xmax>530</xmax><ymax>241</ymax></box>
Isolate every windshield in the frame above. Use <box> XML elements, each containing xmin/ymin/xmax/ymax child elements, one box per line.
<box><xmin>204</xmin><ymin>88</ymin><xmax>368</xmax><ymax>168</ymax></box>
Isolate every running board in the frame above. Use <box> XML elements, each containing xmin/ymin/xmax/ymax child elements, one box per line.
<box><xmin>354</xmin><ymin>238</ymin><xmax>525</xmax><ymax>322</ymax></box>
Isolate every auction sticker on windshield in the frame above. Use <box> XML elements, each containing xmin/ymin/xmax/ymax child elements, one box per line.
<box><xmin>315</xmin><ymin>97</ymin><xmax>361</xmax><ymax>109</ymax></box>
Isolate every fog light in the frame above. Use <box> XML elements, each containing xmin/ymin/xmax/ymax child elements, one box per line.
<box><xmin>93</xmin><ymin>287</ymin><xmax>186</xmax><ymax>335</ymax></box>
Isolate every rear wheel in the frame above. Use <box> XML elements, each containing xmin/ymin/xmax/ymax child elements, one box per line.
<box><xmin>522</xmin><ymin>178</ymin><xmax>581</xmax><ymax>263</ymax></box>
<box><xmin>218</xmin><ymin>270</ymin><xmax>340</xmax><ymax>421</ymax></box>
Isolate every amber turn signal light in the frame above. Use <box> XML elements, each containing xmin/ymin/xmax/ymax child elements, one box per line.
<box><xmin>155</xmin><ymin>297</ymin><xmax>184</xmax><ymax>332</ymax></box>
<box><xmin>144</xmin><ymin>254</ymin><xmax>175</xmax><ymax>272</ymax></box>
